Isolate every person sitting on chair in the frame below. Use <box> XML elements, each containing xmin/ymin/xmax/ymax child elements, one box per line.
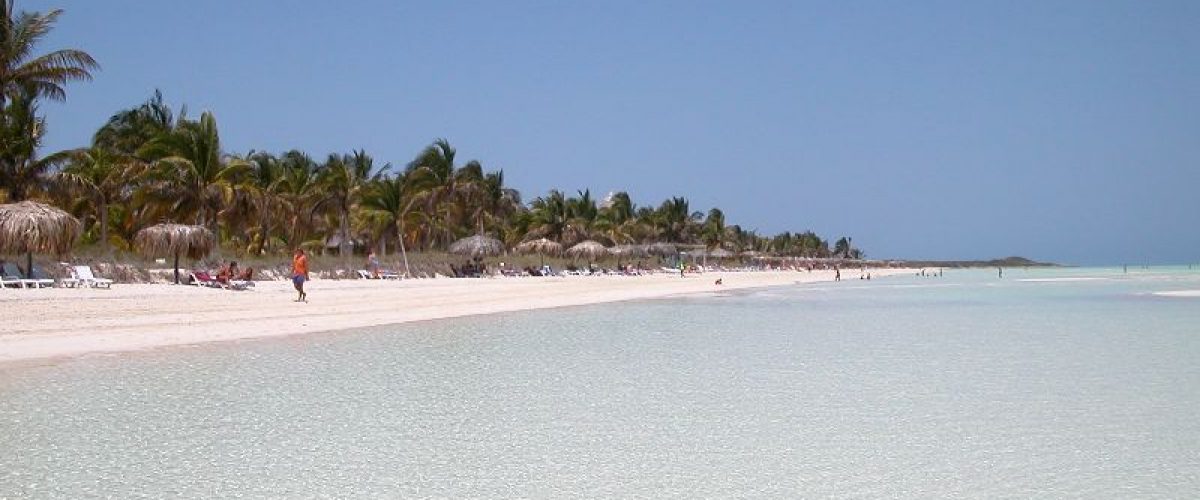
<box><xmin>216</xmin><ymin>261</ymin><xmax>239</xmax><ymax>285</ymax></box>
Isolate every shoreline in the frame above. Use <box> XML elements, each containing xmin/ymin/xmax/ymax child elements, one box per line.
<box><xmin>0</xmin><ymin>269</ymin><xmax>912</xmax><ymax>367</ymax></box>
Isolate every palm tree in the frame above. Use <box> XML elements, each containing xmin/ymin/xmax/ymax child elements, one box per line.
<box><xmin>242</xmin><ymin>150</ymin><xmax>286</xmax><ymax>255</ymax></box>
<box><xmin>702</xmin><ymin>208</ymin><xmax>725</xmax><ymax>247</ymax></box>
<box><xmin>655</xmin><ymin>196</ymin><xmax>699</xmax><ymax>243</ymax></box>
<box><xmin>834</xmin><ymin>236</ymin><xmax>853</xmax><ymax>259</ymax></box>
<box><xmin>468</xmin><ymin>170</ymin><xmax>520</xmax><ymax>236</ymax></box>
<box><xmin>137</xmin><ymin>111</ymin><xmax>249</xmax><ymax>236</ymax></box>
<box><xmin>93</xmin><ymin>90</ymin><xmax>176</xmax><ymax>157</ymax></box>
<box><xmin>526</xmin><ymin>189</ymin><xmax>569</xmax><ymax>243</ymax></box>
<box><xmin>405</xmin><ymin>139</ymin><xmax>481</xmax><ymax>248</ymax></box>
<box><xmin>0</xmin><ymin>91</ymin><xmax>62</xmax><ymax>201</ymax></box>
<box><xmin>55</xmin><ymin>145</ymin><xmax>141</xmax><ymax>255</ymax></box>
<box><xmin>0</xmin><ymin>1</ymin><xmax>97</xmax><ymax>108</ymax></box>
<box><xmin>563</xmin><ymin>189</ymin><xmax>598</xmax><ymax>245</ymax></box>
<box><xmin>278</xmin><ymin>150</ymin><xmax>321</xmax><ymax>249</ymax></box>
<box><xmin>360</xmin><ymin>172</ymin><xmax>416</xmax><ymax>276</ymax></box>
<box><xmin>594</xmin><ymin>192</ymin><xmax>632</xmax><ymax>246</ymax></box>
<box><xmin>314</xmin><ymin>149</ymin><xmax>382</xmax><ymax>258</ymax></box>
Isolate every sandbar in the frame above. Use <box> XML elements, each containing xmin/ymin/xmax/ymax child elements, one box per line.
<box><xmin>1153</xmin><ymin>289</ymin><xmax>1200</xmax><ymax>297</ymax></box>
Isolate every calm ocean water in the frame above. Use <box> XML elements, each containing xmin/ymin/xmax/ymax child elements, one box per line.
<box><xmin>2</xmin><ymin>267</ymin><xmax>1198</xmax><ymax>498</ymax></box>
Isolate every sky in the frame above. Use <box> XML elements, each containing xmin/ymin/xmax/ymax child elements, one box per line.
<box><xmin>25</xmin><ymin>0</ymin><xmax>1200</xmax><ymax>265</ymax></box>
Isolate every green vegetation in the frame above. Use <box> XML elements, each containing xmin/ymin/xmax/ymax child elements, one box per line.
<box><xmin>0</xmin><ymin>2</ymin><xmax>862</xmax><ymax>267</ymax></box>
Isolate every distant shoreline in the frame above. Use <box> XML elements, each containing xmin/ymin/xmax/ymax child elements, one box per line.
<box><xmin>883</xmin><ymin>256</ymin><xmax>1058</xmax><ymax>268</ymax></box>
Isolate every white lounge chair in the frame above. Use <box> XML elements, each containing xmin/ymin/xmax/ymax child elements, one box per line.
<box><xmin>0</xmin><ymin>273</ymin><xmax>24</xmax><ymax>288</ymax></box>
<box><xmin>223</xmin><ymin>274</ymin><xmax>253</xmax><ymax>290</ymax></box>
<box><xmin>73</xmin><ymin>265</ymin><xmax>114</xmax><ymax>288</ymax></box>
<box><xmin>28</xmin><ymin>266</ymin><xmax>59</xmax><ymax>288</ymax></box>
<box><xmin>2</xmin><ymin>262</ymin><xmax>47</xmax><ymax>288</ymax></box>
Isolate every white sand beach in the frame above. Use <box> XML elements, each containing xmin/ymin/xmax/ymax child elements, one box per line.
<box><xmin>0</xmin><ymin>269</ymin><xmax>911</xmax><ymax>365</ymax></box>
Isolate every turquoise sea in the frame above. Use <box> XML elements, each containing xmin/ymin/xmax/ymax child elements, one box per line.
<box><xmin>2</xmin><ymin>267</ymin><xmax>1198</xmax><ymax>498</ymax></box>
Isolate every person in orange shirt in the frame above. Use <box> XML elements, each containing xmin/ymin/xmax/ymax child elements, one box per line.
<box><xmin>292</xmin><ymin>248</ymin><xmax>309</xmax><ymax>302</ymax></box>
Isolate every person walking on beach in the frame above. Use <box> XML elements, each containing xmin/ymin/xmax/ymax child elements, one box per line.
<box><xmin>366</xmin><ymin>251</ymin><xmax>380</xmax><ymax>278</ymax></box>
<box><xmin>292</xmin><ymin>248</ymin><xmax>309</xmax><ymax>302</ymax></box>
<box><xmin>835</xmin><ymin>267</ymin><xmax>841</xmax><ymax>282</ymax></box>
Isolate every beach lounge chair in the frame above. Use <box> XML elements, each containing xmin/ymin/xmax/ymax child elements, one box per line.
<box><xmin>189</xmin><ymin>271</ymin><xmax>221</xmax><ymax>288</ymax></box>
<box><xmin>226</xmin><ymin>279</ymin><xmax>253</xmax><ymax>290</ymax></box>
<box><xmin>22</xmin><ymin>264</ymin><xmax>56</xmax><ymax>288</ymax></box>
<box><xmin>0</xmin><ymin>271</ymin><xmax>24</xmax><ymax>288</ymax></box>
<box><xmin>2</xmin><ymin>262</ymin><xmax>48</xmax><ymax>288</ymax></box>
<box><xmin>356</xmin><ymin>269</ymin><xmax>378</xmax><ymax>279</ymax></box>
<box><xmin>52</xmin><ymin>263</ymin><xmax>80</xmax><ymax>288</ymax></box>
<box><xmin>228</xmin><ymin>267</ymin><xmax>255</xmax><ymax>289</ymax></box>
<box><xmin>73</xmin><ymin>265</ymin><xmax>114</xmax><ymax>288</ymax></box>
<box><xmin>1</xmin><ymin>263</ymin><xmax>25</xmax><ymax>288</ymax></box>
<box><xmin>31</xmin><ymin>265</ymin><xmax>63</xmax><ymax>287</ymax></box>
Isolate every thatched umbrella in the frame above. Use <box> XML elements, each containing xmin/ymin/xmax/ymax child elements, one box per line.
<box><xmin>609</xmin><ymin>244</ymin><xmax>647</xmax><ymax>268</ymax></box>
<box><xmin>610</xmin><ymin>244</ymin><xmax>648</xmax><ymax>258</ymax></box>
<box><xmin>709</xmin><ymin>248</ymin><xmax>734</xmax><ymax>259</ymax></box>
<box><xmin>134</xmin><ymin>223</ymin><xmax>215</xmax><ymax>284</ymax></box>
<box><xmin>701</xmin><ymin>247</ymin><xmax>734</xmax><ymax>269</ymax></box>
<box><xmin>515</xmin><ymin>237</ymin><xmax>562</xmax><ymax>267</ymax></box>
<box><xmin>449</xmin><ymin>234</ymin><xmax>505</xmax><ymax>259</ymax></box>
<box><xmin>566</xmin><ymin>240</ymin><xmax>608</xmax><ymax>266</ymax></box>
<box><xmin>0</xmin><ymin>201</ymin><xmax>81</xmax><ymax>278</ymax></box>
<box><xmin>646</xmin><ymin>242</ymin><xmax>678</xmax><ymax>256</ymax></box>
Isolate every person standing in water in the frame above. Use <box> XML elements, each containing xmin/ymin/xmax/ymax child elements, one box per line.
<box><xmin>292</xmin><ymin>248</ymin><xmax>309</xmax><ymax>302</ymax></box>
<box><xmin>998</xmin><ymin>267</ymin><xmax>1003</xmax><ymax>279</ymax></box>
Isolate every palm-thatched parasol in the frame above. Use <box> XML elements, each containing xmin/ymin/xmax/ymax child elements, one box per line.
<box><xmin>566</xmin><ymin>240</ymin><xmax>608</xmax><ymax>265</ymax></box>
<box><xmin>709</xmin><ymin>248</ymin><xmax>734</xmax><ymax>259</ymax></box>
<box><xmin>515</xmin><ymin>237</ymin><xmax>563</xmax><ymax>267</ymax></box>
<box><xmin>134</xmin><ymin>223</ymin><xmax>215</xmax><ymax>284</ymax></box>
<box><xmin>609</xmin><ymin>244</ymin><xmax>648</xmax><ymax>268</ymax></box>
<box><xmin>646</xmin><ymin>242</ymin><xmax>678</xmax><ymax>256</ymax></box>
<box><xmin>0</xmin><ymin>201</ymin><xmax>81</xmax><ymax>278</ymax></box>
<box><xmin>610</xmin><ymin>244</ymin><xmax>648</xmax><ymax>258</ymax></box>
<box><xmin>449</xmin><ymin>234</ymin><xmax>505</xmax><ymax>259</ymax></box>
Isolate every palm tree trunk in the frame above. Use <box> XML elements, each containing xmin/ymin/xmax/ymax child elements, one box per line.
<box><xmin>173</xmin><ymin>252</ymin><xmax>181</xmax><ymax>284</ymax></box>
<box><xmin>339</xmin><ymin>208</ymin><xmax>350</xmax><ymax>258</ymax></box>
<box><xmin>396</xmin><ymin>222</ymin><xmax>412</xmax><ymax>278</ymax></box>
<box><xmin>254</xmin><ymin>198</ymin><xmax>270</xmax><ymax>255</ymax></box>
<box><xmin>289</xmin><ymin>216</ymin><xmax>299</xmax><ymax>250</ymax></box>
<box><xmin>99</xmin><ymin>199</ymin><xmax>110</xmax><ymax>257</ymax></box>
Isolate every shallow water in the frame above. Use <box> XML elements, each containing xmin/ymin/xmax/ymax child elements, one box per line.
<box><xmin>2</xmin><ymin>267</ymin><xmax>1199</xmax><ymax>498</ymax></box>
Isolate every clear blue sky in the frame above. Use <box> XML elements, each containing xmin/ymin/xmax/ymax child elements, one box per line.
<box><xmin>28</xmin><ymin>0</ymin><xmax>1200</xmax><ymax>265</ymax></box>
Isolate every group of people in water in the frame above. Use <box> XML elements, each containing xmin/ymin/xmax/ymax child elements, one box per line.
<box><xmin>833</xmin><ymin>267</ymin><xmax>873</xmax><ymax>281</ymax></box>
